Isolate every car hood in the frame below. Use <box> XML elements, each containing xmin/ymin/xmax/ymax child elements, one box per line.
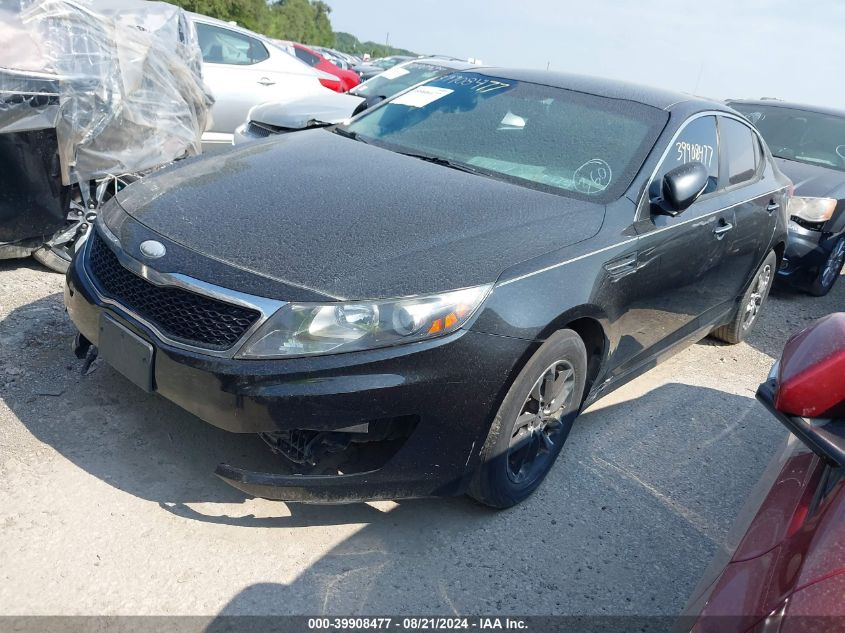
<box><xmin>114</xmin><ymin>129</ymin><xmax>604</xmax><ymax>301</ymax></box>
<box><xmin>250</xmin><ymin>94</ymin><xmax>364</xmax><ymax>129</ymax></box>
<box><xmin>775</xmin><ymin>157</ymin><xmax>845</xmax><ymax>199</ymax></box>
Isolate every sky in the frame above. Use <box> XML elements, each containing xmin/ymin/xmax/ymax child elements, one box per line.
<box><xmin>329</xmin><ymin>0</ymin><xmax>844</xmax><ymax>109</ymax></box>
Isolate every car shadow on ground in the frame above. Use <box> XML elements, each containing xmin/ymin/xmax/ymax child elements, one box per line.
<box><xmin>165</xmin><ymin>377</ymin><xmax>782</xmax><ymax>616</ymax></box>
<box><xmin>1</xmin><ymin>291</ymin><xmax>475</xmax><ymax>526</ymax></box>
<box><xmin>0</xmin><ymin>257</ymin><xmax>51</xmax><ymax>274</ymax></box>
<box><xmin>1</xmin><ymin>292</ymin><xmax>784</xmax><ymax>614</ymax></box>
<box><xmin>742</xmin><ymin>276</ymin><xmax>845</xmax><ymax>360</ymax></box>
<box><xmin>2</xmin><ymin>292</ymin><xmax>782</xmax><ymax>524</ymax></box>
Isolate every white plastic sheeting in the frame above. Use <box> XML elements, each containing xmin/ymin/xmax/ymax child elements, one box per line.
<box><xmin>0</xmin><ymin>0</ymin><xmax>213</xmax><ymax>184</ymax></box>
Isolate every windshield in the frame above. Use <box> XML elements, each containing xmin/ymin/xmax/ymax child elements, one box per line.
<box><xmin>340</xmin><ymin>72</ymin><xmax>668</xmax><ymax>201</ymax></box>
<box><xmin>352</xmin><ymin>62</ymin><xmax>450</xmax><ymax>100</ymax></box>
<box><xmin>372</xmin><ymin>57</ymin><xmax>407</xmax><ymax>69</ymax></box>
<box><xmin>731</xmin><ymin>103</ymin><xmax>845</xmax><ymax>172</ymax></box>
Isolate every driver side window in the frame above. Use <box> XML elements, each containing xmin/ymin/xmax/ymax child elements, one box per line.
<box><xmin>650</xmin><ymin>116</ymin><xmax>720</xmax><ymax>199</ymax></box>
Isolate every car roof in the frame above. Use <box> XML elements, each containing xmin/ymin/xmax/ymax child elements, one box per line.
<box><xmin>476</xmin><ymin>68</ymin><xmax>724</xmax><ymax>112</ymax></box>
<box><xmin>187</xmin><ymin>12</ymin><xmax>271</xmax><ymax>41</ymax></box>
<box><xmin>403</xmin><ymin>57</ymin><xmax>476</xmax><ymax>71</ymax></box>
<box><xmin>727</xmin><ymin>98</ymin><xmax>845</xmax><ymax>119</ymax></box>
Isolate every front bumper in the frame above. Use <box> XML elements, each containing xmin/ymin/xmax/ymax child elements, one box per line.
<box><xmin>65</xmin><ymin>242</ymin><xmax>533</xmax><ymax>501</ymax></box>
<box><xmin>778</xmin><ymin>221</ymin><xmax>838</xmax><ymax>285</ymax></box>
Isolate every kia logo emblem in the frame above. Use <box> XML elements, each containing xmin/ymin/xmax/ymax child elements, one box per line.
<box><xmin>139</xmin><ymin>240</ymin><xmax>166</xmax><ymax>259</ymax></box>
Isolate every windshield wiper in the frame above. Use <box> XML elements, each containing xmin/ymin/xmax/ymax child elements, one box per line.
<box><xmin>397</xmin><ymin>152</ymin><xmax>481</xmax><ymax>175</ymax></box>
<box><xmin>333</xmin><ymin>127</ymin><xmax>367</xmax><ymax>143</ymax></box>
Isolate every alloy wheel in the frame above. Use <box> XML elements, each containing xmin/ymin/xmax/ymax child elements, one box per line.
<box><xmin>741</xmin><ymin>263</ymin><xmax>772</xmax><ymax>331</ymax></box>
<box><xmin>821</xmin><ymin>238</ymin><xmax>845</xmax><ymax>290</ymax></box>
<box><xmin>507</xmin><ymin>360</ymin><xmax>575</xmax><ymax>484</ymax></box>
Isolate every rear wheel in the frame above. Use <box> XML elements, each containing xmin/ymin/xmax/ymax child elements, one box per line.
<box><xmin>808</xmin><ymin>236</ymin><xmax>845</xmax><ymax>296</ymax></box>
<box><xmin>468</xmin><ymin>329</ymin><xmax>587</xmax><ymax>508</ymax></box>
<box><xmin>711</xmin><ymin>250</ymin><xmax>776</xmax><ymax>344</ymax></box>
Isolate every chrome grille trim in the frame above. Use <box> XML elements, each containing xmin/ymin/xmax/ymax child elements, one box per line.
<box><xmin>83</xmin><ymin>221</ymin><xmax>287</xmax><ymax>359</ymax></box>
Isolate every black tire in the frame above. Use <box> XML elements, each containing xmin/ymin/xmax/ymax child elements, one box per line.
<box><xmin>808</xmin><ymin>236</ymin><xmax>845</xmax><ymax>297</ymax></box>
<box><xmin>711</xmin><ymin>250</ymin><xmax>777</xmax><ymax>344</ymax></box>
<box><xmin>468</xmin><ymin>329</ymin><xmax>587</xmax><ymax>509</ymax></box>
<box><xmin>32</xmin><ymin>245</ymin><xmax>72</xmax><ymax>273</ymax></box>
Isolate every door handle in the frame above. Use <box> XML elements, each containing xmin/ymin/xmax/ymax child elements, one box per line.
<box><xmin>713</xmin><ymin>221</ymin><xmax>734</xmax><ymax>239</ymax></box>
<box><xmin>257</xmin><ymin>77</ymin><xmax>275</xmax><ymax>86</ymax></box>
<box><xmin>767</xmin><ymin>201</ymin><xmax>780</xmax><ymax>214</ymax></box>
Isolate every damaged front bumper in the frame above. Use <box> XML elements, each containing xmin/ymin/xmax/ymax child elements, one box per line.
<box><xmin>778</xmin><ymin>221</ymin><xmax>838</xmax><ymax>286</ymax></box>
<box><xmin>65</xmin><ymin>245</ymin><xmax>532</xmax><ymax>502</ymax></box>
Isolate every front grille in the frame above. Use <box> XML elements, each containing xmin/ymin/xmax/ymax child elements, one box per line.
<box><xmin>87</xmin><ymin>232</ymin><xmax>261</xmax><ymax>350</ymax></box>
<box><xmin>246</xmin><ymin>121</ymin><xmax>273</xmax><ymax>138</ymax></box>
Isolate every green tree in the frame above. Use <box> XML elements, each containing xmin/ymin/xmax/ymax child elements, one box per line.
<box><xmin>311</xmin><ymin>1</ymin><xmax>334</xmax><ymax>45</ymax></box>
<box><xmin>167</xmin><ymin>0</ymin><xmax>268</xmax><ymax>32</ymax></box>
<box><xmin>333</xmin><ymin>31</ymin><xmax>417</xmax><ymax>58</ymax></box>
<box><xmin>164</xmin><ymin>0</ymin><xmax>415</xmax><ymax>53</ymax></box>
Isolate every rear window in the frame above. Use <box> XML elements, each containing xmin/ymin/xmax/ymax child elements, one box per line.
<box><xmin>294</xmin><ymin>47</ymin><xmax>321</xmax><ymax>67</ymax></box>
<box><xmin>342</xmin><ymin>72</ymin><xmax>668</xmax><ymax>202</ymax></box>
<box><xmin>731</xmin><ymin>102</ymin><xmax>845</xmax><ymax>173</ymax></box>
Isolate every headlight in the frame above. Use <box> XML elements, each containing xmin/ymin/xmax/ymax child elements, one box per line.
<box><xmin>237</xmin><ymin>285</ymin><xmax>491</xmax><ymax>358</ymax></box>
<box><xmin>788</xmin><ymin>196</ymin><xmax>837</xmax><ymax>223</ymax></box>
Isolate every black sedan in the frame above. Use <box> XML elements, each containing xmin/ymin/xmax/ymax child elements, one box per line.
<box><xmin>65</xmin><ymin>70</ymin><xmax>789</xmax><ymax>508</ymax></box>
<box><xmin>729</xmin><ymin>99</ymin><xmax>845</xmax><ymax>295</ymax></box>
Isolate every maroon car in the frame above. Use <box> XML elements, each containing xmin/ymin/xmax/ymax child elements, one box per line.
<box><xmin>685</xmin><ymin>313</ymin><xmax>845</xmax><ymax>632</ymax></box>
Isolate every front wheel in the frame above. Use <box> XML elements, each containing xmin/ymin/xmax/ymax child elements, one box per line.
<box><xmin>711</xmin><ymin>250</ymin><xmax>776</xmax><ymax>344</ymax></box>
<box><xmin>468</xmin><ymin>329</ymin><xmax>587</xmax><ymax>508</ymax></box>
<box><xmin>808</xmin><ymin>236</ymin><xmax>845</xmax><ymax>297</ymax></box>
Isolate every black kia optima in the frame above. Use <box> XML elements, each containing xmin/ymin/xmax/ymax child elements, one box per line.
<box><xmin>65</xmin><ymin>70</ymin><xmax>789</xmax><ymax>508</ymax></box>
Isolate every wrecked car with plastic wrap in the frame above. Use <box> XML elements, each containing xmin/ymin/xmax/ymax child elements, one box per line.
<box><xmin>0</xmin><ymin>0</ymin><xmax>212</xmax><ymax>271</ymax></box>
<box><xmin>66</xmin><ymin>70</ymin><xmax>789</xmax><ymax>507</ymax></box>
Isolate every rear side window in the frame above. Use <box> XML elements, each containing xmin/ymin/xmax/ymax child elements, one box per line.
<box><xmin>195</xmin><ymin>23</ymin><xmax>269</xmax><ymax>65</ymax></box>
<box><xmin>294</xmin><ymin>47</ymin><xmax>321</xmax><ymax>67</ymax></box>
<box><xmin>651</xmin><ymin>115</ymin><xmax>719</xmax><ymax>198</ymax></box>
<box><xmin>720</xmin><ymin>117</ymin><xmax>759</xmax><ymax>186</ymax></box>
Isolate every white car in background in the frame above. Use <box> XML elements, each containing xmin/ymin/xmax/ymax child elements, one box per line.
<box><xmin>189</xmin><ymin>13</ymin><xmax>337</xmax><ymax>149</ymax></box>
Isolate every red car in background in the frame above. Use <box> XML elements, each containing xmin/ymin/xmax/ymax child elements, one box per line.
<box><xmin>685</xmin><ymin>313</ymin><xmax>845</xmax><ymax>632</ymax></box>
<box><xmin>291</xmin><ymin>42</ymin><xmax>360</xmax><ymax>92</ymax></box>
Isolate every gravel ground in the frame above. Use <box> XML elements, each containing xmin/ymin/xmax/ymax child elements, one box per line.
<box><xmin>0</xmin><ymin>257</ymin><xmax>841</xmax><ymax>618</ymax></box>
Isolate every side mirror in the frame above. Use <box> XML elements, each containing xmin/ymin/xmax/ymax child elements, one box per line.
<box><xmin>755</xmin><ymin>313</ymin><xmax>845</xmax><ymax>468</ymax></box>
<box><xmin>775</xmin><ymin>313</ymin><xmax>845</xmax><ymax>419</ymax></box>
<box><xmin>653</xmin><ymin>162</ymin><xmax>709</xmax><ymax>217</ymax></box>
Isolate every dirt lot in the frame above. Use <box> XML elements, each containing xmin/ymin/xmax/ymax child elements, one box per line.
<box><xmin>0</xmin><ymin>258</ymin><xmax>841</xmax><ymax>617</ymax></box>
